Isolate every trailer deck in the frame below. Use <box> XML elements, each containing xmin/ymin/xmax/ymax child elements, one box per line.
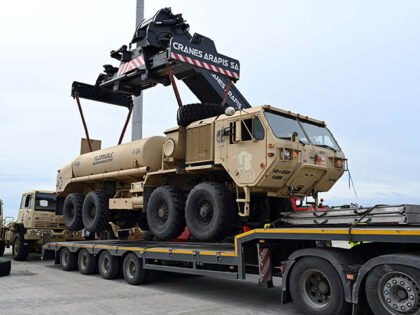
<box><xmin>43</xmin><ymin>225</ymin><xmax>420</xmax><ymax>278</ymax></box>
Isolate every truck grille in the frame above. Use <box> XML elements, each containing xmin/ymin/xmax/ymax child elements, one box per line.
<box><xmin>34</xmin><ymin>222</ymin><xmax>65</xmax><ymax>229</ymax></box>
<box><xmin>186</xmin><ymin>125</ymin><xmax>213</xmax><ymax>163</ymax></box>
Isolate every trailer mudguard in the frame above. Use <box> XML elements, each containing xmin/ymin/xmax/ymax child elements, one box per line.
<box><xmin>281</xmin><ymin>248</ymin><xmax>363</xmax><ymax>304</ymax></box>
<box><xmin>352</xmin><ymin>252</ymin><xmax>420</xmax><ymax>304</ymax></box>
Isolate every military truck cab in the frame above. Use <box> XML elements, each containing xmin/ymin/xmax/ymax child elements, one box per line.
<box><xmin>1</xmin><ymin>191</ymin><xmax>82</xmax><ymax>261</ymax></box>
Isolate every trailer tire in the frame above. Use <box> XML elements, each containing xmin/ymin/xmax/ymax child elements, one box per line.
<box><xmin>60</xmin><ymin>247</ymin><xmax>77</xmax><ymax>271</ymax></box>
<box><xmin>82</xmin><ymin>191</ymin><xmax>110</xmax><ymax>233</ymax></box>
<box><xmin>289</xmin><ymin>257</ymin><xmax>350</xmax><ymax>315</ymax></box>
<box><xmin>147</xmin><ymin>186</ymin><xmax>186</xmax><ymax>240</ymax></box>
<box><xmin>12</xmin><ymin>234</ymin><xmax>28</xmax><ymax>261</ymax></box>
<box><xmin>63</xmin><ymin>193</ymin><xmax>85</xmax><ymax>231</ymax></box>
<box><xmin>177</xmin><ymin>103</ymin><xmax>225</xmax><ymax>127</ymax></box>
<box><xmin>365</xmin><ymin>264</ymin><xmax>420</xmax><ymax>315</ymax></box>
<box><xmin>0</xmin><ymin>241</ymin><xmax>5</xmax><ymax>257</ymax></box>
<box><xmin>123</xmin><ymin>253</ymin><xmax>149</xmax><ymax>285</ymax></box>
<box><xmin>78</xmin><ymin>249</ymin><xmax>97</xmax><ymax>275</ymax></box>
<box><xmin>185</xmin><ymin>182</ymin><xmax>237</xmax><ymax>242</ymax></box>
<box><xmin>98</xmin><ymin>251</ymin><xmax>120</xmax><ymax>279</ymax></box>
<box><xmin>0</xmin><ymin>258</ymin><xmax>11</xmax><ymax>277</ymax></box>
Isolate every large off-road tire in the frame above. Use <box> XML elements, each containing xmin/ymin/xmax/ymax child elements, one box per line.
<box><xmin>177</xmin><ymin>103</ymin><xmax>225</xmax><ymax>127</ymax></box>
<box><xmin>63</xmin><ymin>193</ymin><xmax>85</xmax><ymax>231</ymax></box>
<box><xmin>60</xmin><ymin>247</ymin><xmax>77</xmax><ymax>271</ymax></box>
<box><xmin>0</xmin><ymin>241</ymin><xmax>5</xmax><ymax>257</ymax></box>
<box><xmin>123</xmin><ymin>253</ymin><xmax>149</xmax><ymax>285</ymax></box>
<box><xmin>147</xmin><ymin>186</ymin><xmax>186</xmax><ymax>240</ymax></box>
<box><xmin>185</xmin><ymin>182</ymin><xmax>238</xmax><ymax>242</ymax></box>
<box><xmin>365</xmin><ymin>264</ymin><xmax>420</xmax><ymax>315</ymax></box>
<box><xmin>289</xmin><ymin>257</ymin><xmax>350</xmax><ymax>315</ymax></box>
<box><xmin>78</xmin><ymin>249</ymin><xmax>97</xmax><ymax>275</ymax></box>
<box><xmin>98</xmin><ymin>251</ymin><xmax>120</xmax><ymax>280</ymax></box>
<box><xmin>12</xmin><ymin>234</ymin><xmax>28</xmax><ymax>261</ymax></box>
<box><xmin>0</xmin><ymin>258</ymin><xmax>11</xmax><ymax>277</ymax></box>
<box><xmin>82</xmin><ymin>191</ymin><xmax>110</xmax><ymax>233</ymax></box>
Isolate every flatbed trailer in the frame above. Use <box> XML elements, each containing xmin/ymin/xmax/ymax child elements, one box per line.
<box><xmin>43</xmin><ymin>226</ymin><xmax>420</xmax><ymax>315</ymax></box>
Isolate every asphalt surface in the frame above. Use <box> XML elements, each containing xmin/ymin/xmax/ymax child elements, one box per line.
<box><xmin>0</xmin><ymin>248</ymin><xmax>300</xmax><ymax>315</ymax></box>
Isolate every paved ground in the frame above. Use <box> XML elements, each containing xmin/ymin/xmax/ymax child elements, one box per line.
<box><xmin>0</xmin><ymin>248</ymin><xmax>300</xmax><ymax>315</ymax></box>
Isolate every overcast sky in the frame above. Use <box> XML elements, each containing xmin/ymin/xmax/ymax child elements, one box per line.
<box><xmin>1</xmin><ymin>0</ymin><xmax>419</xmax><ymax>217</ymax></box>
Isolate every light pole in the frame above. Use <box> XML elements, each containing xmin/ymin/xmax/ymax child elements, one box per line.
<box><xmin>132</xmin><ymin>0</ymin><xmax>144</xmax><ymax>141</ymax></box>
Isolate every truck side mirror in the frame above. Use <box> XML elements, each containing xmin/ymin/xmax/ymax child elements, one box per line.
<box><xmin>292</xmin><ymin>132</ymin><xmax>299</xmax><ymax>143</ymax></box>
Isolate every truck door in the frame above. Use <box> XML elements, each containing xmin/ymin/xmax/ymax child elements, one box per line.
<box><xmin>224</xmin><ymin>116</ymin><xmax>267</xmax><ymax>185</ymax></box>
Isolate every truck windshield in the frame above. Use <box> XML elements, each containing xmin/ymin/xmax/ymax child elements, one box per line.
<box><xmin>35</xmin><ymin>193</ymin><xmax>56</xmax><ymax>211</ymax></box>
<box><xmin>264</xmin><ymin>111</ymin><xmax>309</xmax><ymax>144</ymax></box>
<box><xmin>300</xmin><ymin>121</ymin><xmax>340</xmax><ymax>151</ymax></box>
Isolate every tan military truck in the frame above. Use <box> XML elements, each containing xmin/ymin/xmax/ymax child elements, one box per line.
<box><xmin>0</xmin><ymin>190</ymin><xmax>82</xmax><ymax>261</ymax></box>
<box><xmin>56</xmin><ymin>104</ymin><xmax>346</xmax><ymax>242</ymax></box>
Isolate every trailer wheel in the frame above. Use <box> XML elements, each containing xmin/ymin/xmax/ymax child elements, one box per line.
<box><xmin>123</xmin><ymin>253</ymin><xmax>149</xmax><ymax>285</ymax></box>
<box><xmin>60</xmin><ymin>247</ymin><xmax>77</xmax><ymax>271</ymax></box>
<box><xmin>63</xmin><ymin>193</ymin><xmax>84</xmax><ymax>231</ymax></box>
<box><xmin>78</xmin><ymin>249</ymin><xmax>97</xmax><ymax>275</ymax></box>
<box><xmin>177</xmin><ymin>103</ymin><xmax>225</xmax><ymax>127</ymax></box>
<box><xmin>185</xmin><ymin>182</ymin><xmax>237</xmax><ymax>242</ymax></box>
<box><xmin>82</xmin><ymin>191</ymin><xmax>110</xmax><ymax>233</ymax></box>
<box><xmin>365</xmin><ymin>264</ymin><xmax>420</xmax><ymax>315</ymax></box>
<box><xmin>147</xmin><ymin>186</ymin><xmax>185</xmax><ymax>240</ymax></box>
<box><xmin>12</xmin><ymin>234</ymin><xmax>28</xmax><ymax>261</ymax></box>
<box><xmin>0</xmin><ymin>241</ymin><xmax>5</xmax><ymax>257</ymax></box>
<box><xmin>0</xmin><ymin>258</ymin><xmax>11</xmax><ymax>277</ymax></box>
<box><xmin>289</xmin><ymin>257</ymin><xmax>350</xmax><ymax>315</ymax></box>
<box><xmin>98</xmin><ymin>251</ymin><xmax>120</xmax><ymax>279</ymax></box>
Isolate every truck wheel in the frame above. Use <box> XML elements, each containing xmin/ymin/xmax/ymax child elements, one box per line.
<box><xmin>147</xmin><ymin>186</ymin><xmax>185</xmax><ymax>240</ymax></box>
<box><xmin>82</xmin><ymin>191</ymin><xmax>110</xmax><ymax>233</ymax></box>
<box><xmin>63</xmin><ymin>193</ymin><xmax>84</xmax><ymax>231</ymax></box>
<box><xmin>365</xmin><ymin>264</ymin><xmax>420</xmax><ymax>315</ymax></box>
<box><xmin>123</xmin><ymin>253</ymin><xmax>149</xmax><ymax>285</ymax></box>
<box><xmin>177</xmin><ymin>103</ymin><xmax>225</xmax><ymax>127</ymax></box>
<box><xmin>185</xmin><ymin>182</ymin><xmax>237</xmax><ymax>242</ymax></box>
<box><xmin>12</xmin><ymin>234</ymin><xmax>28</xmax><ymax>261</ymax></box>
<box><xmin>78</xmin><ymin>249</ymin><xmax>97</xmax><ymax>275</ymax></box>
<box><xmin>0</xmin><ymin>258</ymin><xmax>11</xmax><ymax>277</ymax></box>
<box><xmin>289</xmin><ymin>257</ymin><xmax>350</xmax><ymax>315</ymax></box>
<box><xmin>98</xmin><ymin>251</ymin><xmax>120</xmax><ymax>279</ymax></box>
<box><xmin>0</xmin><ymin>241</ymin><xmax>5</xmax><ymax>257</ymax></box>
<box><xmin>60</xmin><ymin>247</ymin><xmax>77</xmax><ymax>271</ymax></box>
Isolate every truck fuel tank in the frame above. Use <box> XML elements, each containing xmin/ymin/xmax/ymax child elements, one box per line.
<box><xmin>72</xmin><ymin>136</ymin><xmax>165</xmax><ymax>178</ymax></box>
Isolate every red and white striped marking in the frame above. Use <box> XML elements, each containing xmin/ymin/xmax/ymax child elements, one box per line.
<box><xmin>117</xmin><ymin>55</ymin><xmax>145</xmax><ymax>77</ymax></box>
<box><xmin>170</xmin><ymin>52</ymin><xmax>239</xmax><ymax>80</ymax></box>
<box><xmin>258</xmin><ymin>247</ymin><xmax>272</xmax><ymax>284</ymax></box>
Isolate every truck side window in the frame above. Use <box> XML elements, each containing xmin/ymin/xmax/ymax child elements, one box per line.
<box><xmin>241</xmin><ymin>119</ymin><xmax>253</xmax><ymax>141</ymax></box>
<box><xmin>253</xmin><ymin>117</ymin><xmax>264</xmax><ymax>140</ymax></box>
<box><xmin>25</xmin><ymin>194</ymin><xmax>33</xmax><ymax>209</ymax></box>
<box><xmin>20</xmin><ymin>196</ymin><xmax>26</xmax><ymax>209</ymax></box>
<box><xmin>241</xmin><ymin>117</ymin><xmax>265</xmax><ymax>141</ymax></box>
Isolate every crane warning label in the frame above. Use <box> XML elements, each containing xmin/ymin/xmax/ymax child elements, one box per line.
<box><xmin>171</xmin><ymin>41</ymin><xmax>239</xmax><ymax>72</ymax></box>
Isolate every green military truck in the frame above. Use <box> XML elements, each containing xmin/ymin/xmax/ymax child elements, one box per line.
<box><xmin>0</xmin><ymin>190</ymin><xmax>82</xmax><ymax>261</ymax></box>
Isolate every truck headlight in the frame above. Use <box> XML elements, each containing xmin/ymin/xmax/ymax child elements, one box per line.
<box><xmin>283</xmin><ymin>149</ymin><xmax>291</xmax><ymax>160</ymax></box>
<box><xmin>36</xmin><ymin>231</ymin><xmax>41</xmax><ymax>236</ymax></box>
<box><xmin>31</xmin><ymin>230</ymin><xmax>36</xmax><ymax>235</ymax></box>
